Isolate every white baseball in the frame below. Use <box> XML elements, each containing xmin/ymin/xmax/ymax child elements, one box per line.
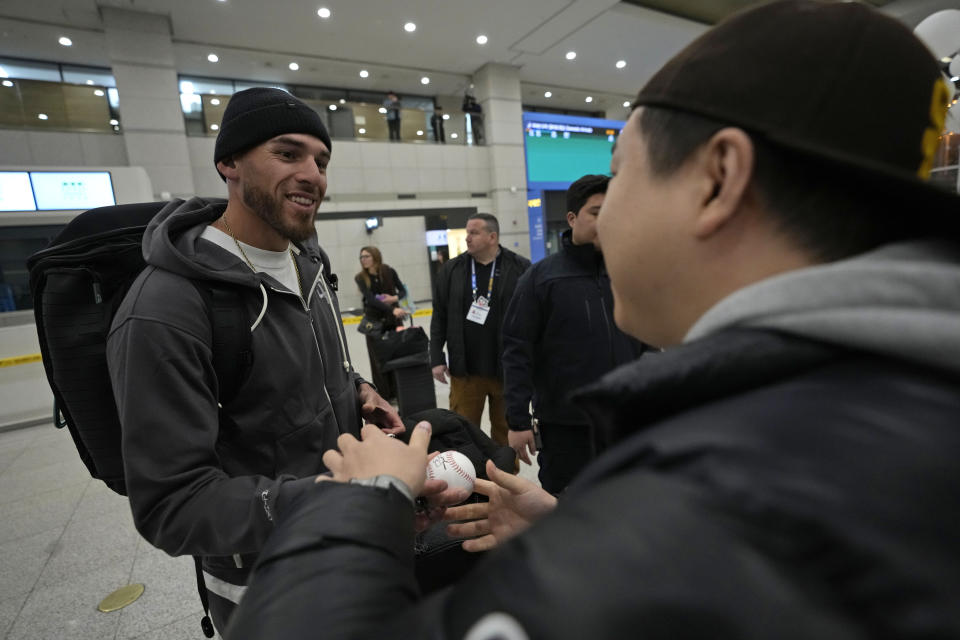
<box><xmin>425</xmin><ymin>450</ymin><xmax>476</xmax><ymax>493</ymax></box>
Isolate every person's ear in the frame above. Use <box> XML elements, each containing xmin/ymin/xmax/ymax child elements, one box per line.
<box><xmin>693</xmin><ymin>128</ymin><xmax>754</xmax><ymax>239</ymax></box>
<box><xmin>566</xmin><ymin>211</ymin><xmax>577</xmax><ymax>229</ymax></box>
<box><xmin>217</xmin><ymin>156</ymin><xmax>239</xmax><ymax>180</ymax></box>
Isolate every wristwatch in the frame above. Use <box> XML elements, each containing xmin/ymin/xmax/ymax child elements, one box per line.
<box><xmin>349</xmin><ymin>474</ymin><xmax>414</xmax><ymax>503</ymax></box>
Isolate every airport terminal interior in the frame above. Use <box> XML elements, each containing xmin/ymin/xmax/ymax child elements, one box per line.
<box><xmin>0</xmin><ymin>0</ymin><xmax>959</xmax><ymax>638</ymax></box>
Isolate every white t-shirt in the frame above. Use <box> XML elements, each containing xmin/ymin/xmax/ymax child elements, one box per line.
<box><xmin>201</xmin><ymin>225</ymin><xmax>302</xmax><ymax>296</ymax></box>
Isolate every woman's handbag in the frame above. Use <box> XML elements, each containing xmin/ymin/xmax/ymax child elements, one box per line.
<box><xmin>356</xmin><ymin>315</ymin><xmax>384</xmax><ymax>336</ymax></box>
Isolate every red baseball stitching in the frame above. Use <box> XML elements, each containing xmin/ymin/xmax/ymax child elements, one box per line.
<box><xmin>442</xmin><ymin>451</ymin><xmax>474</xmax><ymax>483</ymax></box>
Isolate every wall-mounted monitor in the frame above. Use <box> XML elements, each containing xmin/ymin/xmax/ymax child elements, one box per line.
<box><xmin>30</xmin><ymin>172</ymin><xmax>116</xmax><ymax>211</ymax></box>
<box><xmin>522</xmin><ymin>112</ymin><xmax>624</xmax><ymax>191</ymax></box>
<box><xmin>425</xmin><ymin>229</ymin><xmax>447</xmax><ymax>246</ymax></box>
<box><xmin>0</xmin><ymin>172</ymin><xmax>37</xmax><ymax>212</ymax></box>
<box><xmin>364</xmin><ymin>216</ymin><xmax>381</xmax><ymax>232</ymax></box>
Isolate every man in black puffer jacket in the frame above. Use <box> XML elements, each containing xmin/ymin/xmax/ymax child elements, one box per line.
<box><xmin>502</xmin><ymin>174</ymin><xmax>646</xmax><ymax>493</ymax></box>
<box><xmin>226</xmin><ymin>3</ymin><xmax>960</xmax><ymax>638</ymax></box>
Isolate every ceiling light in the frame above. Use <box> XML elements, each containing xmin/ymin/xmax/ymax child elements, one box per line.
<box><xmin>339</xmin><ymin>98</ymin><xmax>345</xmax><ymax>104</ymax></box>
<box><xmin>442</xmin><ymin>114</ymin><xmax>450</xmax><ymax>120</ymax></box>
<box><xmin>358</xmin><ymin>128</ymin><xmax>366</xmax><ymax>134</ymax></box>
<box><xmin>211</xmin><ymin>98</ymin><xmax>221</xmax><ymax>105</ymax></box>
<box><xmin>622</xmin><ymin>101</ymin><xmax>630</xmax><ymax>107</ymax></box>
<box><xmin>417</xmin><ymin>130</ymin><xmax>423</xmax><ymax>136</ymax></box>
<box><xmin>476</xmin><ymin>35</ymin><xmax>488</xmax><ymax>45</ymax></box>
<box><xmin>289</xmin><ymin>62</ymin><xmax>300</xmax><ymax>71</ymax></box>
<box><xmin>942</xmin><ymin>56</ymin><xmax>953</xmax><ymax>63</ymax></box>
<box><xmin>404</xmin><ymin>22</ymin><xmax>416</xmax><ymax>32</ymax></box>
<box><xmin>211</xmin><ymin>124</ymin><xmax>219</xmax><ymax>130</ymax></box>
<box><xmin>585</xmin><ymin>96</ymin><xmax>593</xmax><ymax>103</ymax></box>
<box><xmin>421</xmin><ymin>76</ymin><xmax>430</xmax><ymax>85</ymax></box>
<box><xmin>317</xmin><ymin>7</ymin><xmax>331</xmax><ymax>18</ymax></box>
<box><xmin>565</xmin><ymin>51</ymin><xmax>576</xmax><ymax>60</ymax></box>
<box><xmin>329</xmin><ymin>104</ymin><xmax>337</xmax><ymax>111</ymax></box>
<box><xmin>952</xmin><ymin>76</ymin><xmax>959</xmax><ymax>82</ymax></box>
<box><xmin>85</xmin><ymin>79</ymin><xmax>94</xmax><ymax>85</ymax></box>
<box><xmin>544</xmin><ymin>91</ymin><xmax>552</xmax><ymax>98</ymax></box>
<box><xmin>109</xmin><ymin>119</ymin><xmax>119</xmax><ymax>125</ymax></box>
<box><xmin>94</xmin><ymin>89</ymin><xmax>104</xmax><ymax>96</ymax></box>
<box><xmin>207</xmin><ymin>53</ymin><xmax>219</xmax><ymax>63</ymax></box>
<box><xmin>59</xmin><ymin>36</ymin><xmax>72</xmax><ymax>47</ymax></box>
<box><xmin>2</xmin><ymin>80</ymin><xmax>12</xmax><ymax>87</ymax></box>
<box><xmin>616</xmin><ymin>60</ymin><xmax>626</xmax><ymax>69</ymax></box>
<box><xmin>38</xmin><ymin>113</ymin><xmax>49</xmax><ymax>120</ymax></box>
<box><xmin>451</xmin><ymin>133</ymin><xmax>458</xmax><ymax>139</ymax></box>
<box><xmin>378</xmin><ymin>107</ymin><xmax>387</xmax><ymax>114</ymax></box>
<box><xmin>359</xmin><ymin>69</ymin><xmax>369</xmax><ymax>78</ymax></box>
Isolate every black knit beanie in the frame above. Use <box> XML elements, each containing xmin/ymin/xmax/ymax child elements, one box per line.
<box><xmin>213</xmin><ymin>88</ymin><xmax>332</xmax><ymax>180</ymax></box>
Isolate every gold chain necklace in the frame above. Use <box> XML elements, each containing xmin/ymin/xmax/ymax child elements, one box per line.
<box><xmin>220</xmin><ymin>215</ymin><xmax>303</xmax><ymax>297</ymax></box>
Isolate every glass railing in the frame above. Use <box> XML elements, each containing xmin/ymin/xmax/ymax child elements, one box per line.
<box><xmin>0</xmin><ymin>78</ymin><xmax>120</xmax><ymax>134</ymax></box>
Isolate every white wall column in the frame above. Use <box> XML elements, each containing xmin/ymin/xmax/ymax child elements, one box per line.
<box><xmin>471</xmin><ymin>63</ymin><xmax>530</xmax><ymax>259</ymax></box>
<box><xmin>102</xmin><ymin>7</ymin><xmax>195</xmax><ymax>199</ymax></box>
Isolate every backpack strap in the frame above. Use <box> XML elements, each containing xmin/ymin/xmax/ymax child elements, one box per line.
<box><xmin>189</xmin><ymin>281</ymin><xmax>252</xmax><ymax>637</ymax></box>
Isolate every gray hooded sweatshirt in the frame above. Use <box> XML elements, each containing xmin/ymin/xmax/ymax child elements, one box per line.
<box><xmin>107</xmin><ymin>197</ymin><xmax>364</xmax><ymax>586</ymax></box>
<box><xmin>686</xmin><ymin>240</ymin><xmax>960</xmax><ymax>376</ymax></box>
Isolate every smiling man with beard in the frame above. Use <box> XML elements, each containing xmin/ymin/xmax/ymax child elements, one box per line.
<box><xmin>106</xmin><ymin>87</ymin><xmax>403</xmax><ymax>634</ymax></box>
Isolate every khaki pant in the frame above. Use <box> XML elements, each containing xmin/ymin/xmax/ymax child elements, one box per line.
<box><xmin>449</xmin><ymin>375</ymin><xmax>508</xmax><ymax>445</ymax></box>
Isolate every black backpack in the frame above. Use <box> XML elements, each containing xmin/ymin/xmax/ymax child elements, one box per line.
<box><xmin>26</xmin><ymin>201</ymin><xmax>252</xmax><ymax>496</ymax></box>
<box><xmin>27</xmin><ymin>201</ymin><xmax>252</xmax><ymax>638</ymax></box>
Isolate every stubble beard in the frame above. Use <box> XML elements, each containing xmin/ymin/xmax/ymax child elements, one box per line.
<box><xmin>242</xmin><ymin>183</ymin><xmax>316</xmax><ymax>243</ymax></box>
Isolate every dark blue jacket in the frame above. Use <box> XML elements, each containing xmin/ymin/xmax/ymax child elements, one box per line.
<box><xmin>501</xmin><ymin>230</ymin><xmax>645</xmax><ymax>428</ymax></box>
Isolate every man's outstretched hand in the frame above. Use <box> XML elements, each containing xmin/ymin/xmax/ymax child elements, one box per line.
<box><xmin>444</xmin><ymin>459</ymin><xmax>557</xmax><ymax>552</ymax></box>
<box><xmin>357</xmin><ymin>382</ymin><xmax>405</xmax><ymax>435</ymax></box>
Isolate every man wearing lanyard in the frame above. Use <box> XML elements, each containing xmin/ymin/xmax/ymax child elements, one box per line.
<box><xmin>430</xmin><ymin>213</ymin><xmax>531</xmax><ymax>445</ymax></box>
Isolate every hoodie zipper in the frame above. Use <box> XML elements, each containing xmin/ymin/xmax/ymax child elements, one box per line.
<box><xmin>309</xmin><ymin>263</ymin><xmax>352</xmax><ymax>373</ymax></box>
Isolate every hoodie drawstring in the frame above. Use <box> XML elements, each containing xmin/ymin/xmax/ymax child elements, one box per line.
<box><xmin>250</xmin><ymin>283</ymin><xmax>268</xmax><ymax>331</ymax></box>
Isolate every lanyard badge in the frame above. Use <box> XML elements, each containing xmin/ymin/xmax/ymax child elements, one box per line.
<box><xmin>467</xmin><ymin>257</ymin><xmax>496</xmax><ymax>325</ymax></box>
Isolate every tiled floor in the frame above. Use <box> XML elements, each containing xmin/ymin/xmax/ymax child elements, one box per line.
<box><xmin>0</xmin><ymin>312</ymin><xmax>539</xmax><ymax>639</ymax></box>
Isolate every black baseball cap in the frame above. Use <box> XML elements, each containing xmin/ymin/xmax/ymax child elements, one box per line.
<box><xmin>634</xmin><ymin>0</ymin><xmax>958</xmax><ymax>212</ymax></box>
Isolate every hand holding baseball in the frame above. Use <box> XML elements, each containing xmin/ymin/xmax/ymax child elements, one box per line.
<box><xmin>426</xmin><ymin>451</ymin><xmax>476</xmax><ymax>495</ymax></box>
<box><xmin>444</xmin><ymin>459</ymin><xmax>557</xmax><ymax>552</ymax></box>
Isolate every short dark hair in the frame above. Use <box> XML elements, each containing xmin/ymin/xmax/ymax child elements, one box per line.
<box><xmin>637</xmin><ymin>106</ymin><xmax>917</xmax><ymax>262</ymax></box>
<box><xmin>566</xmin><ymin>174</ymin><xmax>610</xmax><ymax>215</ymax></box>
<box><xmin>468</xmin><ymin>213</ymin><xmax>499</xmax><ymax>235</ymax></box>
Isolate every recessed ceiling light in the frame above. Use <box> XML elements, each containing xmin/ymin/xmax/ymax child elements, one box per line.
<box><xmin>544</xmin><ymin>91</ymin><xmax>552</xmax><ymax>98</ymax></box>
<box><xmin>476</xmin><ymin>35</ymin><xmax>488</xmax><ymax>45</ymax></box>
<box><xmin>2</xmin><ymin>80</ymin><xmax>13</xmax><ymax>87</ymax></box>
<box><xmin>85</xmin><ymin>79</ymin><xmax>94</xmax><ymax>85</ymax></box>
<box><xmin>615</xmin><ymin>60</ymin><xmax>626</xmax><ymax>69</ymax></box>
<box><xmin>211</xmin><ymin>98</ymin><xmax>221</xmax><ymax>105</ymax></box>
<box><xmin>328</xmin><ymin>104</ymin><xmax>337</xmax><ymax>111</ymax></box>
<box><xmin>622</xmin><ymin>101</ymin><xmax>630</xmax><ymax>107</ymax></box>
<box><xmin>565</xmin><ymin>51</ymin><xmax>576</xmax><ymax>60</ymax></box>
<box><xmin>317</xmin><ymin>7</ymin><xmax>331</xmax><ymax>18</ymax></box>
<box><xmin>442</xmin><ymin>113</ymin><xmax>450</xmax><ymax>120</ymax></box>
<box><xmin>421</xmin><ymin>76</ymin><xmax>430</xmax><ymax>85</ymax></box>
<box><xmin>585</xmin><ymin>96</ymin><xmax>593</xmax><ymax>103</ymax></box>
<box><xmin>451</xmin><ymin>133</ymin><xmax>458</xmax><ymax>139</ymax></box>
<box><xmin>289</xmin><ymin>62</ymin><xmax>300</xmax><ymax>71</ymax></box>
<box><xmin>378</xmin><ymin>107</ymin><xmax>387</xmax><ymax>114</ymax></box>
<box><xmin>109</xmin><ymin>119</ymin><xmax>119</xmax><ymax>125</ymax></box>
<box><xmin>211</xmin><ymin>124</ymin><xmax>219</xmax><ymax>130</ymax></box>
<box><xmin>59</xmin><ymin>36</ymin><xmax>72</xmax><ymax>47</ymax></box>
<box><xmin>38</xmin><ymin>113</ymin><xmax>49</xmax><ymax>120</ymax></box>
<box><xmin>358</xmin><ymin>127</ymin><xmax>366</xmax><ymax>134</ymax></box>
<box><xmin>417</xmin><ymin>130</ymin><xmax>423</xmax><ymax>136</ymax></box>
<box><xmin>207</xmin><ymin>53</ymin><xmax>219</xmax><ymax>63</ymax></box>
<box><xmin>404</xmin><ymin>22</ymin><xmax>416</xmax><ymax>32</ymax></box>
<box><xmin>339</xmin><ymin>98</ymin><xmax>345</xmax><ymax>104</ymax></box>
<box><xmin>359</xmin><ymin>69</ymin><xmax>369</xmax><ymax>78</ymax></box>
<box><xmin>94</xmin><ymin>89</ymin><xmax>104</xmax><ymax>96</ymax></box>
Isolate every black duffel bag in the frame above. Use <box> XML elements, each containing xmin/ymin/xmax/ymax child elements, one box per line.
<box><xmin>370</xmin><ymin>325</ymin><xmax>429</xmax><ymax>363</ymax></box>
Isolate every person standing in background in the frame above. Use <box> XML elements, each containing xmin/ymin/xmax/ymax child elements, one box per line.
<box><xmin>430</xmin><ymin>213</ymin><xmax>530</xmax><ymax>445</ymax></box>
<box><xmin>384</xmin><ymin>91</ymin><xmax>401</xmax><ymax>141</ymax></box>
<box><xmin>355</xmin><ymin>246</ymin><xmax>407</xmax><ymax>400</ymax></box>
<box><xmin>430</xmin><ymin>106</ymin><xmax>446</xmax><ymax>143</ymax></box>
<box><xmin>502</xmin><ymin>174</ymin><xmax>647</xmax><ymax>493</ymax></box>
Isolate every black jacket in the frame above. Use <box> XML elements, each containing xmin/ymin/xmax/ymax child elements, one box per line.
<box><xmin>355</xmin><ymin>266</ymin><xmax>403</xmax><ymax>327</ymax></box>
<box><xmin>429</xmin><ymin>247</ymin><xmax>530</xmax><ymax>377</ymax></box>
<box><xmin>501</xmin><ymin>230</ymin><xmax>645</xmax><ymax>428</ymax></box>
<box><xmin>226</xmin><ymin>328</ymin><xmax>960</xmax><ymax>639</ymax></box>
